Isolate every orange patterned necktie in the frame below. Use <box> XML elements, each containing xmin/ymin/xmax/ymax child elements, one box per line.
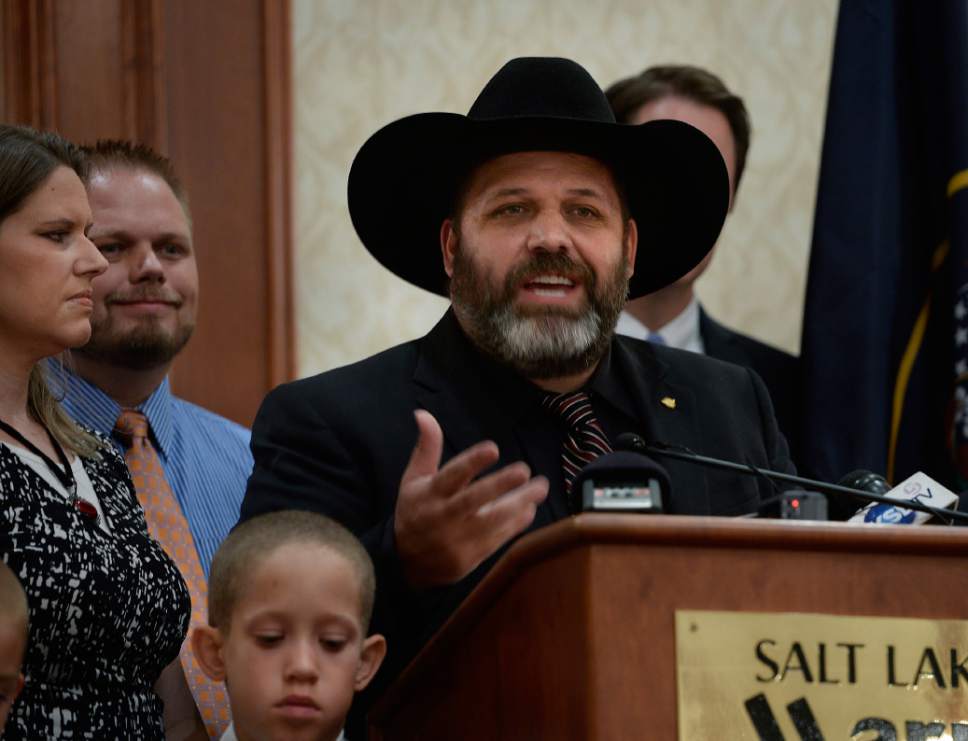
<box><xmin>114</xmin><ymin>409</ymin><xmax>229</xmax><ymax>738</ymax></box>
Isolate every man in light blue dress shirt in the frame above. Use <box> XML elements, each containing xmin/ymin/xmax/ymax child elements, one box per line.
<box><xmin>58</xmin><ymin>140</ymin><xmax>252</xmax><ymax>577</ymax></box>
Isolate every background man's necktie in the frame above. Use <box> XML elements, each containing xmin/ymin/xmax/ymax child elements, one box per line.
<box><xmin>114</xmin><ymin>409</ymin><xmax>229</xmax><ymax>738</ymax></box>
<box><xmin>542</xmin><ymin>391</ymin><xmax>613</xmax><ymax>506</ymax></box>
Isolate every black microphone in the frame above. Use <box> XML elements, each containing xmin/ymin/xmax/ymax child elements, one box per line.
<box><xmin>571</xmin><ymin>450</ymin><xmax>669</xmax><ymax>514</ymax></box>
<box><xmin>613</xmin><ymin>433</ymin><xmax>968</xmax><ymax>525</ymax></box>
<box><xmin>759</xmin><ymin>489</ymin><xmax>829</xmax><ymax>521</ymax></box>
<box><xmin>838</xmin><ymin>469</ymin><xmax>890</xmax><ymax>495</ymax></box>
<box><xmin>830</xmin><ymin>469</ymin><xmax>891</xmax><ymax>520</ymax></box>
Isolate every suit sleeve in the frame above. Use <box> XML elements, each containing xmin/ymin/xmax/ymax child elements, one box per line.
<box><xmin>745</xmin><ymin>366</ymin><xmax>797</xmax><ymax>478</ymax></box>
<box><xmin>243</xmin><ymin>383</ymin><xmax>376</xmax><ymax>526</ymax></box>
<box><xmin>240</xmin><ymin>382</ymin><xmax>408</xmax><ymax>580</ymax></box>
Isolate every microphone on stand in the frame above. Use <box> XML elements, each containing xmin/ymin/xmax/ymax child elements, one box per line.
<box><xmin>838</xmin><ymin>469</ymin><xmax>890</xmax><ymax>495</ymax></box>
<box><xmin>614</xmin><ymin>433</ymin><xmax>968</xmax><ymax>525</ymax></box>
<box><xmin>828</xmin><ymin>469</ymin><xmax>891</xmax><ymax>520</ymax></box>
<box><xmin>571</xmin><ymin>450</ymin><xmax>670</xmax><ymax>514</ymax></box>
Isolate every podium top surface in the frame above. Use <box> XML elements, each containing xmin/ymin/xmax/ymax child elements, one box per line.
<box><xmin>491</xmin><ymin>513</ymin><xmax>968</xmax><ymax>571</ymax></box>
<box><xmin>437</xmin><ymin>514</ymin><xmax>968</xmax><ymax>626</ymax></box>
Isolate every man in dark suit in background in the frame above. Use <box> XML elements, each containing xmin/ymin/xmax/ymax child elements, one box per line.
<box><xmin>606</xmin><ymin>65</ymin><xmax>802</xmax><ymax>462</ymax></box>
<box><xmin>240</xmin><ymin>57</ymin><xmax>794</xmax><ymax>729</ymax></box>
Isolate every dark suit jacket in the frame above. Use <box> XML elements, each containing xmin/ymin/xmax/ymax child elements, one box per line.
<box><xmin>240</xmin><ymin>310</ymin><xmax>794</xmax><ymax>723</ymax></box>
<box><xmin>700</xmin><ymin>308</ymin><xmax>802</xmax><ymax>469</ymax></box>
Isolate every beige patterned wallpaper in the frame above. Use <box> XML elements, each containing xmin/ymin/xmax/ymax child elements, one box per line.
<box><xmin>292</xmin><ymin>0</ymin><xmax>838</xmax><ymax>376</ymax></box>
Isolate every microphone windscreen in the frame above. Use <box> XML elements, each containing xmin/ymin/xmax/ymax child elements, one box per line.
<box><xmin>614</xmin><ymin>432</ymin><xmax>648</xmax><ymax>453</ymax></box>
<box><xmin>575</xmin><ymin>450</ymin><xmax>670</xmax><ymax>491</ymax></box>
<box><xmin>837</xmin><ymin>469</ymin><xmax>890</xmax><ymax>495</ymax></box>
<box><xmin>573</xmin><ymin>451</ymin><xmax>672</xmax><ymax>502</ymax></box>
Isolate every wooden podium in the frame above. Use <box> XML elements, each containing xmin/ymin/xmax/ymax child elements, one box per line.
<box><xmin>367</xmin><ymin>515</ymin><xmax>968</xmax><ymax>740</ymax></box>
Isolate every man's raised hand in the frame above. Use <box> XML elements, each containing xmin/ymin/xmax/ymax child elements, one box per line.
<box><xmin>394</xmin><ymin>409</ymin><xmax>549</xmax><ymax>589</ymax></box>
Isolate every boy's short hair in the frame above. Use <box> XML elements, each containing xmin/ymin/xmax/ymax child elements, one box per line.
<box><xmin>208</xmin><ymin>511</ymin><xmax>376</xmax><ymax>634</ymax></box>
<box><xmin>0</xmin><ymin>562</ymin><xmax>28</xmax><ymax>644</ymax></box>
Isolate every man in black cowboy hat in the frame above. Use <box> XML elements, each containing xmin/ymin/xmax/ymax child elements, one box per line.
<box><xmin>240</xmin><ymin>56</ymin><xmax>793</xmax><ymax>722</ymax></box>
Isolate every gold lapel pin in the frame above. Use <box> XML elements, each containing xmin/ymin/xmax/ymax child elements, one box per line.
<box><xmin>660</xmin><ymin>396</ymin><xmax>677</xmax><ymax>409</ymax></box>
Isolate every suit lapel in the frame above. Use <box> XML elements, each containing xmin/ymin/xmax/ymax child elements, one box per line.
<box><xmin>613</xmin><ymin>338</ymin><xmax>713</xmax><ymax>515</ymax></box>
<box><xmin>412</xmin><ymin>312</ymin><xmax>522</xmax><ymax>457</ymax></box>
<box><xmin>700</xmin><ymin>307</ymin><xmax>749</xmax><ymax>367</ymax></box>
<box><xmin>699</xmin><ymin>307</ymin><xmax>724</xmax><ymax>355</ymax></box>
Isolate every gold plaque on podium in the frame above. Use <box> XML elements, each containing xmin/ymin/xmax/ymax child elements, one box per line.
<box><xmin>676</xmin><ymin>610</ymin><xmax>968</xmax><ymax>740</ymax></box>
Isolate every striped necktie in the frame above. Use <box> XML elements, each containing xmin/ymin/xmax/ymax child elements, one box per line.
<box><xmin>542</xmin><ymin>391</ymin><xmax>613</xmax><ymax>504</ymax></box>
<box><xmin>114</xmin><ymin>409</ymin><xmax>229</xmax><ymax>738</ymax></box>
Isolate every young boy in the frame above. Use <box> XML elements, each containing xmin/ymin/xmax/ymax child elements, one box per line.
<box><xmin>192</xmin><ymin>511</ymin><xmax>386</xmax><ymax>741</ymax></box>
<box><xmin>0</xmin><ymin>561</ymin><xmax>28</xmax><ymax>732</ymax></box>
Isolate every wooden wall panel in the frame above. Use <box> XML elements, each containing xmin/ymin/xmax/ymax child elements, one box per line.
<box><xmin>163</xmin><ymin>0</ymin><xmax>276</xmax><ymax>427</ymax></box>
<box><xmin>0</xmin><ymin>0</ymin><xmax>293</xmax><ymax>427</ymax></box>
<box><xmin>2</xmin><ymin>0</ymin><xmax>56</xmax><ymax>127</ymax></box>
<box><xmin>263</xmin><ymin>0</ymin><xmax>294</xmax><ymax>386</ymax></box>
<box><xmin>51</xmin><ymin>1</ymin><xmax>126</xmax><ymax>142</ymax></box>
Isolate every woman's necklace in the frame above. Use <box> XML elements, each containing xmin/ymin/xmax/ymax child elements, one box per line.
<box><xmin>0</xmin><ymin>417</ymin><xmax>100</xmax><ymax>523</ymax></box>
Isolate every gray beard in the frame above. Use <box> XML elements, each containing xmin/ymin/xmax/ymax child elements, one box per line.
<box><xmin>459</xmin><ymin>303</ymin><xmax>607</xmax><ymax>379</ymax></box>
<box><xmin>449</xmin><ymin>247</ymin><xmax>628</xmax><ymax>380</ymax></box>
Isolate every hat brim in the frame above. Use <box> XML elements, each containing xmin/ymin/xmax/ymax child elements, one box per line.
<box><xmin>347</xmin><ymin>113</ymin><xmax>729</xmax><ymax>299</ymax></box>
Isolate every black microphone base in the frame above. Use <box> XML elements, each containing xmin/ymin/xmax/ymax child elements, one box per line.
<box><xmin>759</xmin><ymin>491</ymin><xmax>829</xmax><ymax>521</ymax></box>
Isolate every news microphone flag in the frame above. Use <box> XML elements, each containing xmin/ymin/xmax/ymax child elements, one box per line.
<box><xmin>848</xmin><ymin>471</ymin><xmax>959</xmax><ymax>525</ymax></box>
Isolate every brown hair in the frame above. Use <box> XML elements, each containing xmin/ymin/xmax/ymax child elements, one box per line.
<box><xmin>0</xmin><ymin>560</ymin><xmax>29</xmax><ymax>650</ymax></box>
<box><xmin>208</xmin><ymin>511</ymin><xmax>377</xmax><ymax>634</ymax></box>
<box><xmin>81</xmin><ymin>139</ymin><xmax>190</xmax><ymax>219</ymax></box>
<box><xmin>605</xmin><ymin>65</ymin><xmax>752</xmax><ymax>191</ymax></box>
<box><xmin>0</xmin><ymin>125</ymin><xmax>102</xmax><ymax>457</ymax></box>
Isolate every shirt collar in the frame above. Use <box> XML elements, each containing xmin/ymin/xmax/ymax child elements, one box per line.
<box><xmin>53</xmin><ymin>362</ymin><xmax>175</xmax><ymax>457</ymax></box>
<box><xmin>615</xmin><ymin>297</ymin><xmax>704</xmax><ymax>354</ymax></box>
<box><xmin>140</xmin><ymin>378</ymin><xmax>175</xmax><ymax>457</ymax></box>
<box><xmin>661</xmin><ymin>297</ymin><xmax>703</xmax><ymax>353</ymax></box>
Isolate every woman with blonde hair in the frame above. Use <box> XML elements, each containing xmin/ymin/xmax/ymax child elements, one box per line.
<box><xmin>0</xmin><ymin>125</ymin><xmax>204</xmax><ymax>739</ymax></box>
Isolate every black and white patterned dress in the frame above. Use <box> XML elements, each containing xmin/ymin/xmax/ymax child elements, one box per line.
<box><xmin>0</xmin><ymin>434</ymin><xmax>191</xmax><ymax>739</ymax></box>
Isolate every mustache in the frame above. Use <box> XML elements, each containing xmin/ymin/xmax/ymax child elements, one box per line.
<box><xmin>105</xmin><ymin>288</ymin><xmax>182</xmax><ymax>306</ymax></box>
<box><xmin>505</xmin><ymin>252</ymin><xmax>595</xmax><ymax>291</ymax></box>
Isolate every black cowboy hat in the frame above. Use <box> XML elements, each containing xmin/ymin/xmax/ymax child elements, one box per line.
<box><xmin>347</xmin><ymin>56</ymin><xmax>729</xmax><ymax>299</ymax></box>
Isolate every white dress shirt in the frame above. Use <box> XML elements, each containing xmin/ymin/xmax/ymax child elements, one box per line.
<box><xmin>615</xmin><ymin>296</ymin><xmax>705</xmax><ymax>354</ymax></box>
